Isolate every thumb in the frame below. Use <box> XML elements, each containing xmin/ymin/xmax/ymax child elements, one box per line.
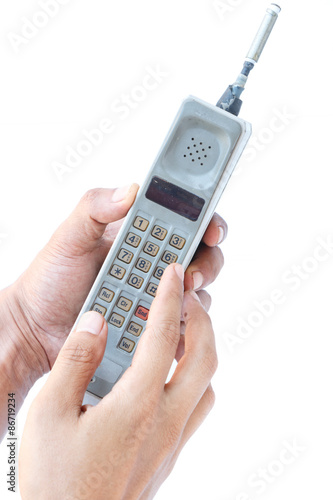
<box><xmin>44</xmin><ymin>311</ymin><xmax>108</xmax><ymax>412</ymax></box>
<box><xmin>51</xmin><ymin>184</ymin><xmax>139</xmax><ymax>253</ymax></box>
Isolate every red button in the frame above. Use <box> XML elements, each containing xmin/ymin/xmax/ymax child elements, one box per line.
<box><xmin>135</xmin><ymin>306</ymin><xmax>149</xmax><ymax>321</ymax></box>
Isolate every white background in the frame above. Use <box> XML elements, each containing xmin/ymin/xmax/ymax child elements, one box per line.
<box><xmin>0</xmin><ymin>0</ymin><xmax>332</xmax><ymax>499</ymax></box>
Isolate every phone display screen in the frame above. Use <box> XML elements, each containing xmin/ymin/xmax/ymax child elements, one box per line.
<box><xmin>145</xmin><ymin>176</ymin><xmax>205</xmax><ymax>222</ymax></box>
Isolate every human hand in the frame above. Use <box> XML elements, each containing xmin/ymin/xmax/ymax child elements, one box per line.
<box><xmin>19</xmin><ymin>263</ymin><xmax>217</xmax><ymax>500</ymax></box>
<box><xmin>6</xmin><ymin>185</ymin><xmax>226</xmax><ymax>375</ymax></box>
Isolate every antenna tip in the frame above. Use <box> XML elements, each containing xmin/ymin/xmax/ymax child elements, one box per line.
<box><xmin>269</xmin><ymin>4</ymin><xmax>281</xmax><ymax>15</ymax></box>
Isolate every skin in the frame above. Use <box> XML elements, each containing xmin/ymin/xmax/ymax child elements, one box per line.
<box><xmin>0</xmin><ymin>184</ymin><xmax>227</xmax><ymax>496</ymax></box>
<box><xmin>19</xmin><ymin>265</ymin><xmax>218</xmax><ymax>500</ymax></box>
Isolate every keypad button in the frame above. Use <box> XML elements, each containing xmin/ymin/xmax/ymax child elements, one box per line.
<box><xmin>133</xmin><ymin>216</ymin><xmax>149</xmax><ymax>231</ymax></box>
<box><xmin>146</xmin><ymin>282</ymin><xmax>158</xmax><ymax>297</ymax></box>
<box><xmin>127</xmin><ymin>322</ymin><xmax>143</xmax><ymax>337</ymax></box>
<box><xmin>135</xmin><ymin>257</ymin><xmax>151</xmax><ymax>273</ymax></box>
<box><xmin>119</xmin><ymin>337</ymin><xmax>135</xmax><ymax>353</ymax></box>
<box><xmin>151</xmin><ymin>225</ymin><xmax>167</xmax><ymax>240</ymax></box>
<box><xmin>143</xmin><ymin>241</ymin><xmax>159</xmax><ymax>257</ymax></box>
<box><xmin>118</xmin><ymin>248</ymin><xmax>134</xmax><ymax>264</ymax></box>
<box><xmin>92</xmin><ymin>304</ymin><xmax>107</xmax><ymax>316</ymax></box>
<box><xmin>117</xmin><ymin>296</ymin><xmax>133</xmax><ymax>312</ymax></box>
<box><xmin>170</xmin><ymin>234</ymin><xmax>186</xmax><ymax>250</ymax></box>
<box><xmin>125</xmin><ymin>232</ymin><xmax>141</xmax><ymax>248</ymax></box>
<box><xmin>128</xmin><ymin>274</ymin><xmax>144</xmax><ymax>289</ymax></box>
<box><xmin>135</xmin><ymin>305</ymin><xmax>149</xmax><ymax>321</ymax></box>
<box><xmin>109</xmin><ymin>312</ymin><xmax>125</xmax><ymax>328</ymax></box>
<box><xmin>98</xmin><ymin>287</ymin><xmax>115</xmax><ymax>303</ymax></box>
<box><xmin>110</xmin><ymin>264</ymin><xmax>126</xmax><ymax>279</ymax></box>
<box><xmin>153</xmin><ymin>267</ymin><xmax>165</xmax><ymax>280</ymax></box>
<box><xmin>162</xmin><ymin>251</ymin><xmax>178</xmax><ymax>264</ymax></box>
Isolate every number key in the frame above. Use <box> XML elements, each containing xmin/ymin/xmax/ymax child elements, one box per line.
<box><xmin>170</xmin><ymin>234</ymin><xmax>186</xmax><ymax>250</ymax></box>
<box><xmin>128</xmin><ymin>274</ymin><xmax>144</xmax><ymax>289</ymax></box>
<box><xmin>151</xmin><ymin>225</ymin><xmax>167</xmax><ymax>240</ymax></box>
<box><xmin>133</xmin><ymin>216</ymin><xmax>149</xmax><ymax>231</ymax></box>
<box><xmin>162</xmin><ymin>251</ymin><xmax>178</xmax><ymax>264</ymax></box>
<box><xmin>153</xmin><ymin>267</ymin><xmax>165</xmax><ymax>280</ymax></box>
<box><xmin>143</xmin><ymin>241</ymin><xmax>159</xmax><ymax>256</ymax></box>
<box><xmin>125</xmin><ymin>232</ymin><xmax>141</xmax><ymax>248</ymax></box>
<box><xmin>118</xmin><ymin>248</ymin><xmax>134</xmax><ymax>263</ymax></box>
<box><xmin>135</xmin><ymin>257</ymin><xmax>151</xmax><ymax>273</ymax></box>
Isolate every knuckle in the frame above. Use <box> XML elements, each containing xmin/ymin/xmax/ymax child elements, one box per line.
<box><xmin>61</xmin><ymin>342</ymin><xmax>95</xmax><ymax>366</ymax></box>
<box><xmin>81</xmin><ymin>188</ymin><xmax>100</xmax><ymax>207</ymax></box>
<box><xmin>139</xmin><ymin>391</ymin><xmax>160</xmax><ymax>417</ymax></box>
<box><xmin>79</xmin><ymin>189</ymin><xmax>105</xmax><ymax>240</ymax></box>
<box><xmin>151</xmin><ymin>319</ymin><xmax>180</xmax><ymax>349</ymax></box>
<box><xmin>204</xmin><ymin>385</ymin><xmax>216</xmax><ymax>413</ymax></box>
<box><xmin>164</xmin><ymin>419</ymin><xmax>183</xmax><ymax>451</ymax></box>
<box><xmin>200</xmin><ymin>347</ymin><xmax>218</xmax><ymax>378</ymax></box>
<box><xmin>162</xmin><ymin>285</ymin><xmax>183</xmax><ymax>305</ymax></box>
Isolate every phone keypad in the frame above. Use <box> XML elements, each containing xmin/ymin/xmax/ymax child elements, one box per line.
<box><xmin>91</xmin><ymin>211</ymin><xmax>189</xmax><ymax>357</ymax></box>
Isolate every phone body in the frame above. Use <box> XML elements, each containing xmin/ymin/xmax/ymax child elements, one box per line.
<box><xmin>74</xmin><ymin>95</ymin><xmax>251</xmax><ymax>401</ymax></box>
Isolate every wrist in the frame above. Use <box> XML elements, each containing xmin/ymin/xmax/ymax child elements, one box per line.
<box><xmin>0</xmin><ymin>284</ymin><xmax>49</xmax><ymax>398</ymax></box>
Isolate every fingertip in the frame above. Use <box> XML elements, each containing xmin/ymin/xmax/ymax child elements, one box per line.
<box><xmin>75</xmin><ymin>311</ymin><xmax>107</xmax><ymax>336</ymax></box>
<box><xmin>192</xmin><ymin>271</ymin><xmax>203</xmax><ymax>291</ymax></box>
<box><xmin>174</xmin><ymin>263</ymin><xmax>184</xmax><ymax>282</ymax></box>
<box><xmin>203</xmin><ymin>214</ymin><xmax>228</xmax><ymax>247</ymax></box>
<box><xmin>110</xmin><ymin>183</ymin><xmax>139</xmax><ymax>204</ymax></box>
<box><xmin>217</xmin><ymin>226</ymin><xmax>226</xmax><ymax>245</ymax></box>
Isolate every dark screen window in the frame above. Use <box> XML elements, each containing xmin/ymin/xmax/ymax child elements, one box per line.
<box><xmin>145</xmin><ymin>176</ymin><xmax>205</xmax><ymax>222</ymax></box>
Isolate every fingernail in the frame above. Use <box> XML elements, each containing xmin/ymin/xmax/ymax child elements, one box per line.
<box><xmin>217</xmin><ymin>227</ymin><xmax>225</xmax><ymax>245</ymax></box>
<box><xmin>76</xmin><ymin>311</ymin><xmax>105</xmax><ymax>335</ymax></box>
<box><xmin>111</xmin><ymin>184</ymin><xmax>132</xmax><ymax>203</ymax></box>
<box><xmin>174</xmin><ymin>263</ymin><xmax>184</xmax><ymax>281</ymax></box>
<box><xmin>192</xmin><ymin>271</ymin><xmax>203</xmax><ymax>291</ymax></box>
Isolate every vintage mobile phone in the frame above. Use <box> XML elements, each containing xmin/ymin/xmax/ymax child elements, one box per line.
<box><xmin>76</xmin><ymin>5</ymin><xmax>281</xmax><ymax>403</ymax></box>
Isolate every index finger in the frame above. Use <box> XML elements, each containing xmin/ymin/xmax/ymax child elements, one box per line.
<box><xmin>165</xmin><ymin>291</ymin><xmax>218</xmax><ymax>419</ymax></box>
<box><xmin>127</xmin><ymin>263</ymin><xmax>184</xmax><ymax>392</ymax></box>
